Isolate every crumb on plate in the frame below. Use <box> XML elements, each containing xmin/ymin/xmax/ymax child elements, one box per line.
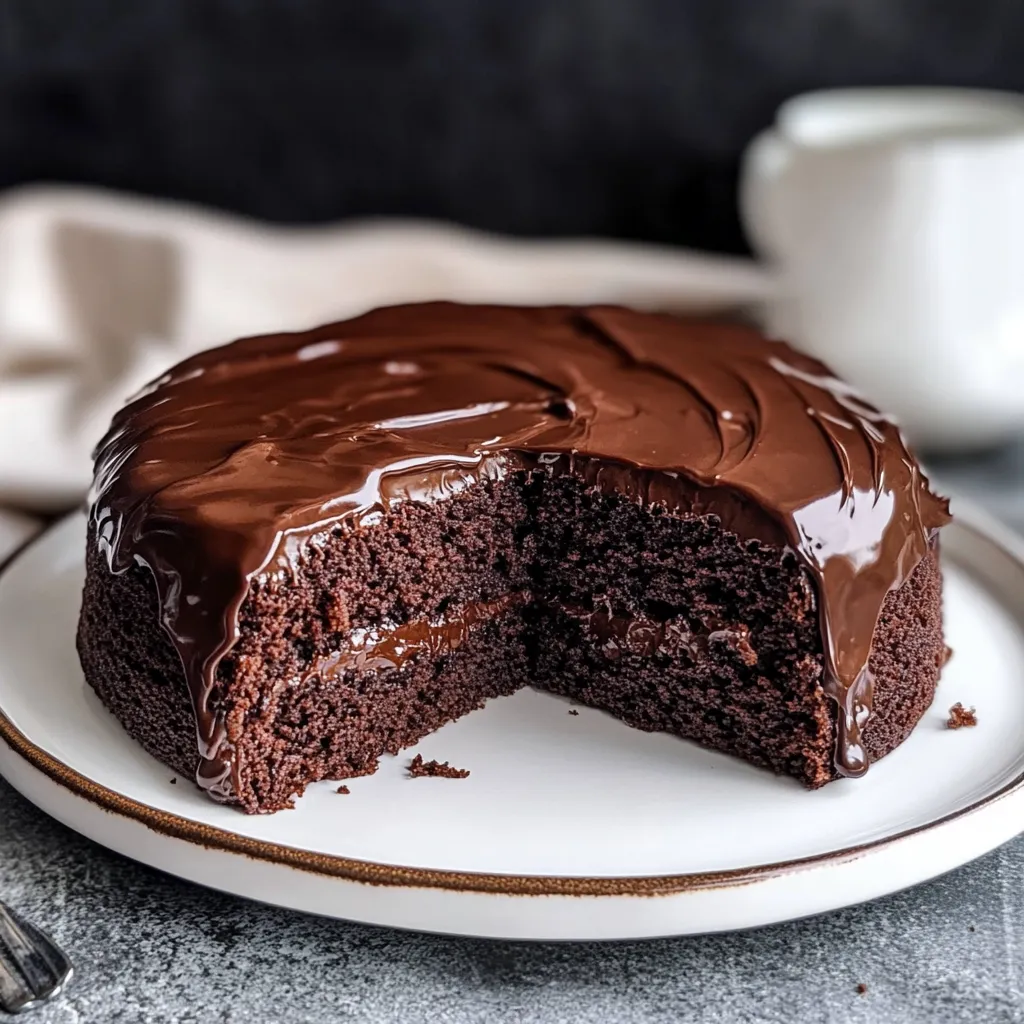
<box><xmin>408</xmin><ymin>754</ymin><xmax>470</xmax><ymax>779</ymax></box>
<box><xmin>947</xmin><ymin>702</ymin><xmax>977</xmax><ymax>729</ymax></box>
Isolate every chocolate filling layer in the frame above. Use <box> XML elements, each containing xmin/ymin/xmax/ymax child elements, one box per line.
<box><xmin>304</xmin><ymin>593</ymin><xmax>530</xmax><ymax>680</ymax></box>
<box><xmin>302</xmin><ymin>594</ymin><xmax>754</xmax><ymax>683</ymax></box>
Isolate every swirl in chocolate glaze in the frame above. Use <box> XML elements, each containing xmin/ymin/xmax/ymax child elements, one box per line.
<box><xmin>88</xmin><ymin>302</ymin><xmax>951</xmax><ymax>797</ymax></box>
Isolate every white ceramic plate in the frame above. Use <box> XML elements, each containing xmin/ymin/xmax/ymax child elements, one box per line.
<box><xmin>1</xmin><ymin>506</ymin><xmax>1023</xmax><ymax>940</ymax></box>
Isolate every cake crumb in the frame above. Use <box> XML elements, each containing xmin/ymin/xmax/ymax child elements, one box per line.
<box><xmin>568</xmin><ymin>709</ymin><xmax>579</xmax><ymax>716</ymax></box>
<box><xmin>947</xmin><ymin>703</ymin><xmax>978</xmax><ymax>729</ymax></box>
<box><xmin>969</xmin><ymin>925</ymin><xmax>976</xmax><ymax>933</ymax></box>
<box><xmin>169</xmin><ymin>778</ymin><xmax>177</xmax><ymax>785</ymax></box>
<box><xmin>942</xmin><ymin>645</ymin><xmax>954</xmax><ymax>666</ymax></box>
<box><xmin>336</xmin><ymin>784</ymin><xmax>350</xmax><ymax>795</ymax></box>
<box><xmin>856</xmin><ymin>983</ymin><xmax>868</xmax><ymax>996</ymax></box>
<box><xmin>735</xmin><ymin>636</ymin><xmax>758</xmax><ymax>666</ymax></box>
<box><xmin>408</xmin><ymin>754</ymin><xmax>470</xmax><ymax>779</ymax></box>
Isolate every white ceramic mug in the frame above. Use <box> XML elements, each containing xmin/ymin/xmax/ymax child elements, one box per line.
<box><xmin>740</xmin><ymin>88</ymin><xmax>1024</xmax><ymax>452</ymax></box>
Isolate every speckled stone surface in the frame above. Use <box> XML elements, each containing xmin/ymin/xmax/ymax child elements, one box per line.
<box><xmin>3</xmin><ymin>457</ymin><xmax>1023</xmax><ymax>1023</ymax></box>
<box><xmin>1</xmin><ymin>773</ymin><xmax>1021</xmax><ymax>1024</ymax></box>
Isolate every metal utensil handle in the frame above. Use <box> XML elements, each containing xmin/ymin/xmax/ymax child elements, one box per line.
<box><xmin>0</xmin><ymin>901</ymin><xmax>72</xmax><ymax>1014</ymax></box>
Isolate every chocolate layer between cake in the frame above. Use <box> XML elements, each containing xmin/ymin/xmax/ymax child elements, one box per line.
<box><xmin>76</xmin><ymin>303</ymin><xmax>951</xmax><ymax>813</ymax></box>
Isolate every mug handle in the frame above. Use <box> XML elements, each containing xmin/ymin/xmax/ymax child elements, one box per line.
<box><xmin>738</xmin><ymin>128</ymin><xmax>793</xmax><ymax>262</ymax></box>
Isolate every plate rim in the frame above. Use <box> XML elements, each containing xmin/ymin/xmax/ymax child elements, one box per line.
<box><xmin>1</xmin><ymin>502</ymin><xmax>1022</xmax><ymax>898</ymax></box>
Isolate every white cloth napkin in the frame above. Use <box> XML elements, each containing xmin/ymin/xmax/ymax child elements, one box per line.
<box><xmin>0</xmin><ymin>185</ymin><xmax>771</xmax><ymax>561</ymax></box>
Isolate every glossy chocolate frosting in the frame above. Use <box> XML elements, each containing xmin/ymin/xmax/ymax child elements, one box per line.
<box><xmin>88</xmin><ymin>302</ymin><xmax>951</xmax><ymax>797</ymax></box>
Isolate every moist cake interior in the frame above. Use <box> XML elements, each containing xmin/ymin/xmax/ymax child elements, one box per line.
<box><xmin>81</xmin><ymin>456</ymin><xmax>944</xmax><ymax>814</ymax></box>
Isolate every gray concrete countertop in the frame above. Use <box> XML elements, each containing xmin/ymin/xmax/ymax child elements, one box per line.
<box><xmin>3</xmin><ymin>448</ymin><xmax>1024</xmax><ymax>1024</ymax></box>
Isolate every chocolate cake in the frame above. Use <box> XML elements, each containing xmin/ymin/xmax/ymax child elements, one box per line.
<box><xmin>76</xmin><ymin>302</ymin><xmax>951</xmax><ymax>813</ymax></box>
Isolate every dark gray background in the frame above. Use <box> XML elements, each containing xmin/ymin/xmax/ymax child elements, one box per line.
<box><xmin>2</xmin><ymin>1</ymin><xmax>1023</xmax><ymax>253</ymax></box>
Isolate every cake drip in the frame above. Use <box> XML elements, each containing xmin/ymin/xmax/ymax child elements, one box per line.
<box><xmin>88</xmin><ymin>303</ymin><xmax>951</xmax><ymax>795</ymax></box>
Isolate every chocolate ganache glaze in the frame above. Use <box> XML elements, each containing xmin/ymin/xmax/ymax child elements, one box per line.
<box><xmin>88</xmin><ymin>302</ymin><xmax>951</xmax><ymax>797</ymax></box>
